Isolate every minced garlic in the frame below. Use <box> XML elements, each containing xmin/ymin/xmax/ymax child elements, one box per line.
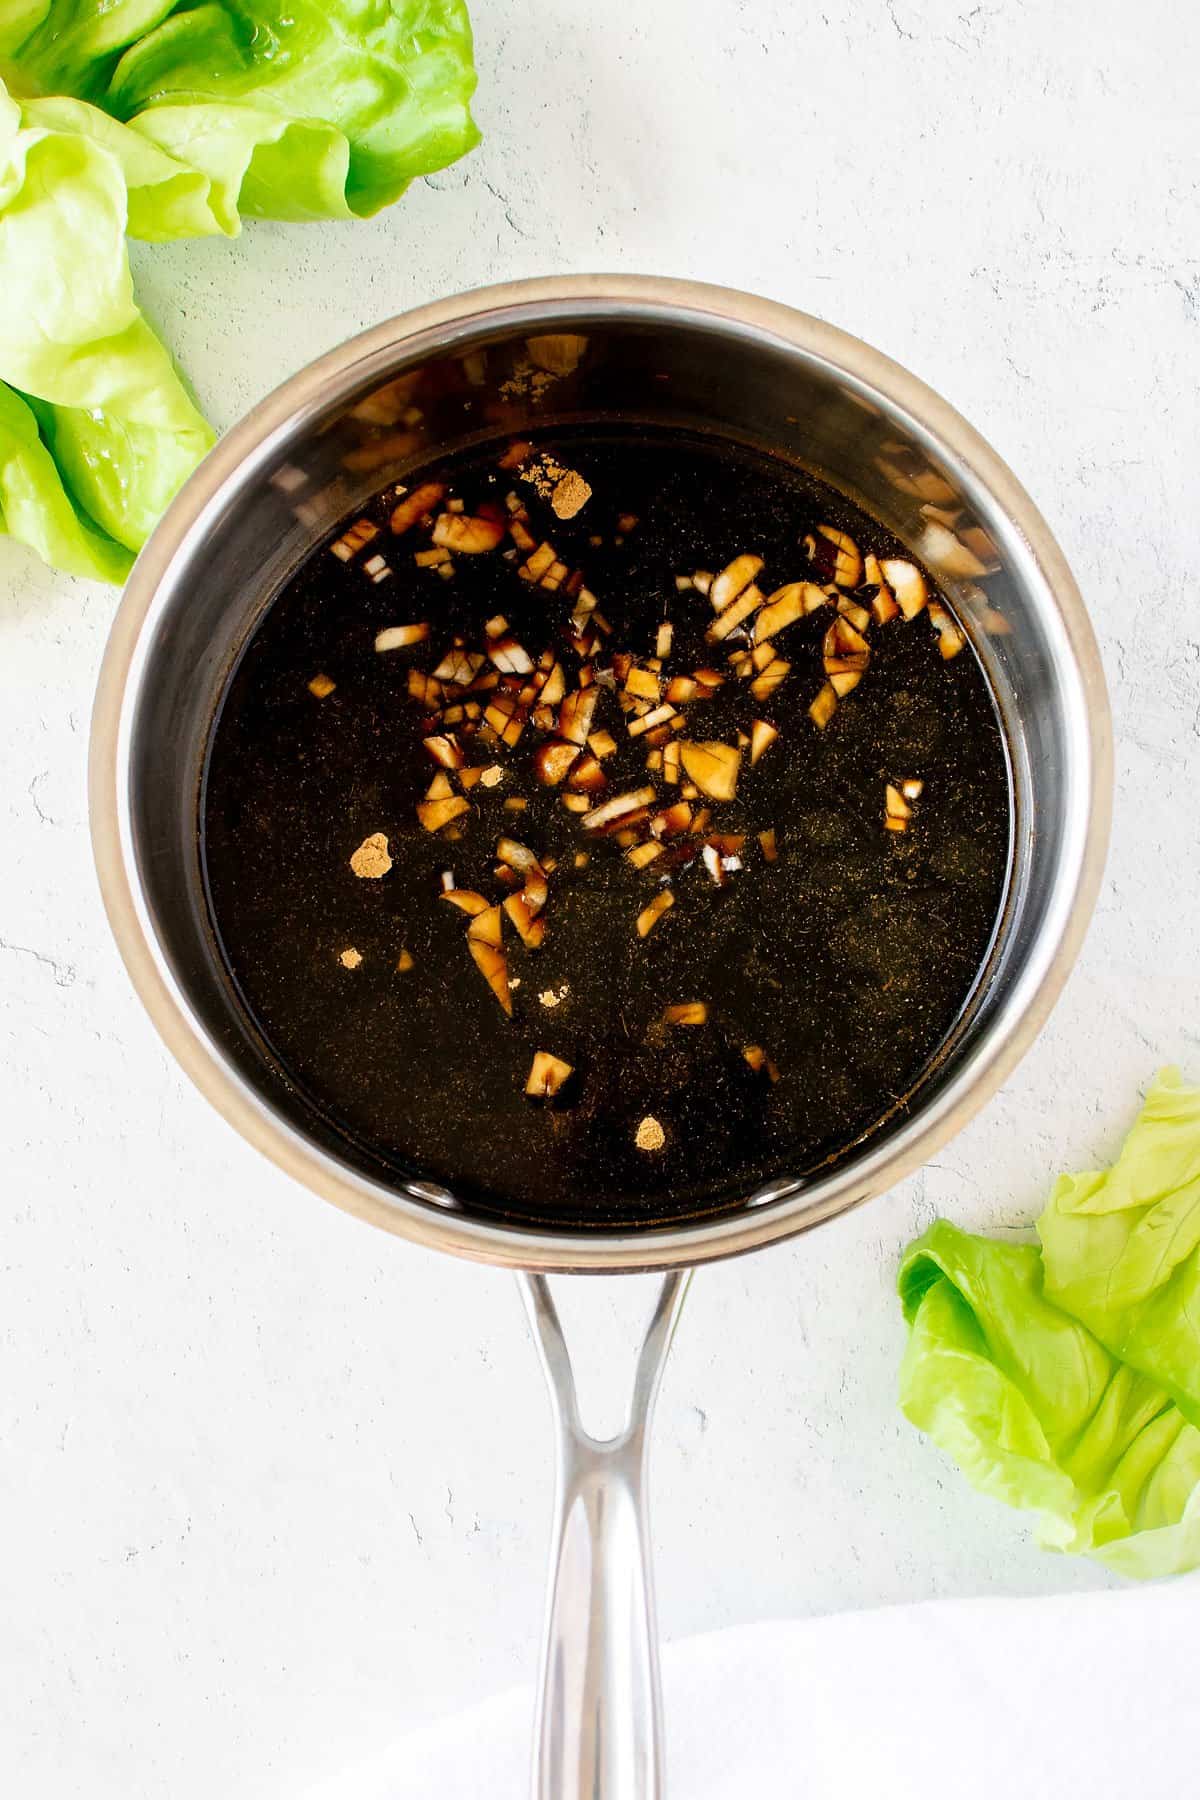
<box><xmin>634</xmin><ymin>1115</ymin><xmax>666</xmax><ymax>1152</ymax></box>
<box><xmin>350</xmin><ymin>832</ymin><xmax>392</xmax><ymax>879</ymax></box>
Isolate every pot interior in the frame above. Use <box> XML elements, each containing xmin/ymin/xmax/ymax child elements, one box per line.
<box><xmin>117</xmin><ymin>292</ymin><xmax>1101</xmax><ymax>1246</ymax></box>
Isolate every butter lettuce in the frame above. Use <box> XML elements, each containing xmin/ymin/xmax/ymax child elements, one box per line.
<box><xmin>899</xmin><ymin>1072</ymin><xmax>1200</xmax><ymax>1579</ymax></box>
<box><xmin>108</xmin><ymin>1</ymin><xmax>480</xmax><ymax>220</ymax></box>
<box><xmin>0</xmin><ymin>381</ymin><xmax>134</xmax><ymax>581</ymax></box>
<box><xmin>0</xmin><ymin>82</ymin><xmax>213</xmax><ymax>578</ymax></box>
<box><xmin>0</xmin><ymin>4</ymin><xmax>56</xmax><ymax>59</ymax></box>
<box><xmin>0</xmin><ymin>1</ymin><xmax>478</xmax><ymax>580</ymax></box>
<box><xmin>9</xmin><ymin>0</ymin><xmax>480</xmax><ymax>225</ymax></box>
<box><xmin>1039</xmin><ymin>1070</ymin><xmax>1200</xmax><ymax>1426</ymax></box>
<box><xmin>19</xmin><ymin>91</ymin><xmax>228</xmax><ymax>237</ymax></box>
<box><xmin>900</xmin><ymin>1221</ymin><xmax>1200</xmax><ymax>1578</ymax></box>
<box><xmin>6</xmin><ymin>3</ymin><xmax>175</xmax><ymax>101</ymax></box>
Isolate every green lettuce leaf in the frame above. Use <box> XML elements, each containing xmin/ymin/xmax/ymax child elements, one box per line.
<box><xmin>0</xmin><ymin>79</ymin><xmax>213</xmax><ymax>570</ymax></box>
<box><xmin>899</xmin><ymin>1220</ymin><xmax>1200</xmax><ymax>1579</ymax></box>
<box><xmin>106</xmin><ymin>1</ymin><xmax>479</xmax><ymax>218</ymax></box>
<box><xmin>0</xmin><ymin>379</ymin><xmax>133</xmax><ymax>581</ymax></box>
<box><xmin>5</xmin><ymin>3</ymin><xmax>175</xmax><ymax>102</ymax></box>
<box><xmin>19</xmin><ymin>90</ymin><xmax>228</xmax><ymax>237</ymax></box>
<box><xmin>1038</xmin><ymin>1068</ymin><xmax>1200</xmax><ymax>1428</ymax></box>
<box><xmin>0</xmin><ymin>2</ymin><xmax>478</xmax><ymax>580</ymax></box>
<box><xmin>0</xmin><ymin>89</ymin><xmax>213</xmax><ymax>422</ymax></box>
<box><xmin>0</xmin><ymin>4</ymin><xmax>55</xmax><ymax>60</ymax></box>
<box><xmin>25</xmin><ymin>392</ymin><xmax>211</xmax><ymax>552</ymax></box>
<box><xmin>10</xmin><ymin>0</ymin><xmax>480</xmax><ymax>226</ymax></box>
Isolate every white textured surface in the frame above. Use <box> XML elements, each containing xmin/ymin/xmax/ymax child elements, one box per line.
<box><xmin>2</xmin><ymin>3</ymin><xmax>1199</xmax><ymax>1795</ymax></box>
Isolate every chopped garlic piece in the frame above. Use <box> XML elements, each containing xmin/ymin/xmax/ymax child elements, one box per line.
<box><xmin>634</xmin><ymin>1115</ymin><xmax>666</xmax><ymax>1152</ymax></box>
<box><xmin>350</xmin><ymin>832</ymin><xmax>392</xmax><ymax>879</ymax></box>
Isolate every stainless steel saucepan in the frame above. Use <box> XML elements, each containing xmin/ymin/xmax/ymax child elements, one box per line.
<box><xmin>89</xmin><ymin>276</ymin><xmax>1111</xmax><ymax>1798</ymax></box>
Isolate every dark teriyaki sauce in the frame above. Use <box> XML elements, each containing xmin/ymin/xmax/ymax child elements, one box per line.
<box><xmin>201</xmin><ymin>430</ymin><xmax>1012</xmax><ymax>1229</ymax></box>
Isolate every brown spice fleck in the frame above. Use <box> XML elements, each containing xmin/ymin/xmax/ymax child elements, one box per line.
<box><xmin>499</xmin><ymin>361</ymin><xmax>556</xmax><ymax>402</ymax></box>
<box><xmin>350</xmin><ymin>832</ymin><xmax>392</xmax><ymax>879</ymax></box>
<box><xmin>520</xmin><ymin>455</ymin><xmax>560</xmax><ymax>500</ymax></box>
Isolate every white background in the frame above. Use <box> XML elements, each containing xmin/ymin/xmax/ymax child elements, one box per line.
<box><xmin>2</xmin><ymin>2</ymin><xmax>1199</xmax><ymax>1794</ymax></box>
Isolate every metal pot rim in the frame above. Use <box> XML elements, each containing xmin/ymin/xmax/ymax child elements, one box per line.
<box><xmin>88</xmin><ymin>274</ymin><xmax>1112</xmax><ymax>1272</ymax></box>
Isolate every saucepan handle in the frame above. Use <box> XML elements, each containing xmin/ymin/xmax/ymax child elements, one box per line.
<box><xmin>518</xmin><ymin>1270</ymin><xmax>691</xmax><ymax>1800</ymax></box>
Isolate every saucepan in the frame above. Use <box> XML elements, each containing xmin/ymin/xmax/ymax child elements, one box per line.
<box><xmin>89</xmin><ymin>276</ymin><xmax>1111</xmax><ymax>1798</ymax></box>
